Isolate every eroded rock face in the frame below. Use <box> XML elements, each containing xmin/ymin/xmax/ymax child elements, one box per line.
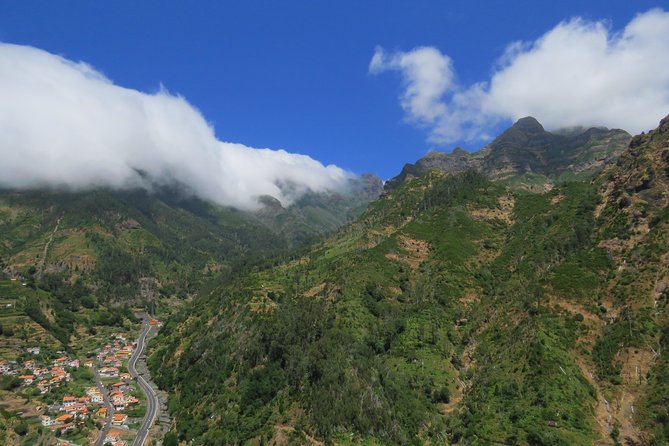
<box><xmin>385</xmin><ymin>116</ymin><xmax>631</xmax><ymax>192</ymax></box>
<box><xmin>117</xmin><ymin>219</ymin><xmax>142</xmax><ymax>230</ymax></box>
<box><xmin>602</xmin><ymin>114</ymin><xmax>669</xmax><ymax>215</ymax></box>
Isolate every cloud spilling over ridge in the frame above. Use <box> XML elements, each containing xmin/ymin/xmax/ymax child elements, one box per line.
<box><xmin>0</xmin><ymin>43</ymin><xmax>353</xmax><ymax>210</ymax></box>
<box><xmin>370</xmin><ymin>9</ymin><xmax>669</xmax><ymax>143</ymax></box>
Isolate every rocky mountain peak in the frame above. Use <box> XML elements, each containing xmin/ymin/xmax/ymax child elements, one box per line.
<box><xmin>511</xmin><ymin>116</ymin><xmax>546</xmax><ymax>133</ymax></box>
<box><xmin>385</xmin><ymin>117</ymin><xmax>631</xmax><ymax>192</ymax></box>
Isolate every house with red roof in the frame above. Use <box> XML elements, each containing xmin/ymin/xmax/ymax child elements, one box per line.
<box><xmin>111</xmin><ymin>413</ymin><xmax>128</xmax><ymax>425</ymax></box>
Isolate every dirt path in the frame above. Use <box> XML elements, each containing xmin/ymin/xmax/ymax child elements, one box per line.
<box><xmin>272</xmin><ymin>424</ymin><xmax>325</xmax><ymax>446</ymax></box>
<box><xmin>574</xmin><ymin>356</ymin><xmax>614</xmax><ymax>440</ymax></box>
<box><xmin>36</xmin><ymin>217</ymin><xmax>61</xmax><ymax>278</ymax></box>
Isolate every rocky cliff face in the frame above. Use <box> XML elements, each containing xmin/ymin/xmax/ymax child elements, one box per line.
<box><xmin>599</xmin><ymin>115</ymin><xmax>669</xmax><ymax>216</ymax></box>
<box><xmin>384</xmin><ymin>147</ymin><xmax>488</xmax><ymax>190</ymax></box>
<box><xmin>591</xmin><ymin>114</ymin><xmax>669</xmax><ymax>443</ymax></box>
<box><xmin>386</xmin><ymin>117</ymin><xmax>631</xmax><ymax>192</ymax></box>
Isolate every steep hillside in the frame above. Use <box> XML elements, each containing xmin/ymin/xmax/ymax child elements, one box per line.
<box><xmin>149</xmin><ymin>116</ymin><xmax>667</xmax><ymax>445</ymax></box>
<box><xmin>0</xmin><ymin>189</ymin><xmax>283</xmax><ymax>302</ymax></box>
<box><xmin>0</xmin><ymin>182</ymin><xmax>380</xmax><ymax>352</ymax></box>
<box><xmin>593</xmin><ymin>115</ymin><xmax>669</xmax><ymax>443</ymax></box>
<box><xmin>254</xmin><ymin>174</ymin><xmax>384</xmax><ymax>245</ymax></box>
<box><xmin>383</xmin><ymin>147</ymin><xmax>487</xmax><ymax>190</ymax></box>
<box><xmin>0</xmin><ymin>179</ymin><xmax>381</xmax><ymax>299</ymax></box>
<box><xmin>386</xmin><ymin>117</ymin><xmax>631</xmax><ymax>192</ymax></box>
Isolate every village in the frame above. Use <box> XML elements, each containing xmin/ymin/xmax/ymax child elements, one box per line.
<box><xmin>0</xmin><ymin>331</ymin><xmax>148</xmax><ymax>446</ymax></box>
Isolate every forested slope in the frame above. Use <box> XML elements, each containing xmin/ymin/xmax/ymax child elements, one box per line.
<box><xmin>0</xmin><ymin>182</ymin><xmax>380</xmax><ymax>350</ymax></box>
<box><xmin>149</xmin><ymin>116</ymin><xmax>668</xmax><ymax>445</ymax></box>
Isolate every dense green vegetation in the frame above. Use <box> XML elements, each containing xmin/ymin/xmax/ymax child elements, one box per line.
<box><xmin>149</xmin><ymin>115</ymin><xmax>669</xmax><ymax>445</ymax></box>
<box><xmin>2</xmin><ymin>116</ymin><xmax>666</xmax><ymax>445</ymax></box>
<box><xmin>148</xmin><ymin>172</ymin><xmax>598</xmax><ymax>444</ymax></box>
<box><xmin>0</xmin><ymin>182</ymin><xmax>380</xmax><ymax>306</ymax></box>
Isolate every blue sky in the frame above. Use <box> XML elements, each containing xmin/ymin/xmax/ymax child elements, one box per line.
<box><xmin>1</xmin><ymin>0</ymin><xmax>667</xmax><ymax>180</ymax></box>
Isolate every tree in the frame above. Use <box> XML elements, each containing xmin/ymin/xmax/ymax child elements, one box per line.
<box><xmin>163</xmin><ymin>431</ymin><xmax>179</xmax><ymax>446</ymax></box>
<box><xmin>2</xmin><ymin>325</ymin><xmax>14</xmax><ymax>337</ymax></box>
<box><xmin>14</xmin><ymin>421</ymin><xmax>28</xmax><ymax>436</ymax></box>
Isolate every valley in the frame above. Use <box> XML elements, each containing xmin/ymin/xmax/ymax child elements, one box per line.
<box><xmin>0</xmin><ymin>290</ymin><xmax>159</xmax><ymax>445</ymax></box>
<box><xmin>1</xmin><ymin>116</ymin><xmax>667</xmax><ymax>445</ymax></box>
<box><xmin>2</xmin><ymin>4</ymin><xmax>669</xmax><ymax>445</ymax></box>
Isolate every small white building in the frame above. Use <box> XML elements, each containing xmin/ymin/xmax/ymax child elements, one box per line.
<box><xmin>39</xmin><ymin>415</ymin><xmax>56</xmax><ymax>427</ymax></box>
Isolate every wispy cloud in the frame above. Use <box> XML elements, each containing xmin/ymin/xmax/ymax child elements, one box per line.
<box><xmin>0</xmin><ymin>43</ymin><xmax>353</xmax><ymax>210</ymax></box>
<box><xmin>371</xmin><ymin>8</ymin><xmax>669</xmax><ymax>143</ymax></box>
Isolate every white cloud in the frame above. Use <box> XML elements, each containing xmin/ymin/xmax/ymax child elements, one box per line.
<box><xmin>0</xmin><ymin>43</ymin><xmax>353</xmax><ymax>210</ymax></box>
<box><xmin>369</xmin><ymin>46</ymin><xmax>454</xmax><ymax>125</ymax></box>
<box><xmin>371</xmin><ymin>9</ymin><xmax>669</xmax><ymax>143</ymax></box>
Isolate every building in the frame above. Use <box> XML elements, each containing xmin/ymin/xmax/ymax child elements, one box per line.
<box><xmin>37</xmin><ymin>380</ymin><xmax>50</xmax><ymax>394</ymax></box>
<box><xmin>111</xmin><ymin>381</ymin><xmax>130</xmax><ymax>391</ymax></box>
<box><xmin>18</xmin><ymin>374</ymin><xmax>34</xmax><ymax>385</ymax></box>
<box><xmin>111</xmin><ymin>413</ymin><xmax>128</xmax><ymax>426</ymax></box>
<box><xmin>0</xmin><ymin>361</ymin><xmax>11</xmax><ymax>374</ymax></box>
<box><xmin>54</xmin><ymin>413</ymin><xmax>74</xmax><ymax>424</ymax></box>
<box><xmin>64</xmin><ymin>402</ymin><xmax>89</xmax><ymax>418</ymax></box>
<box><xmin>99</xmin><ymin>366</ymin><xmax>119</xmax><ymax>378</ymax></box>
<box><xmin>104</xmin><ymin>430</ymin><xmax>123</xmax><ymax>444</ymax></box>
<box><xmin>39</xmin><ymin>415</ymin><xmax>56</xmax><ymax>426</ymax></box>
<box><xmin>110</xmin><ymin>390</ymin><xmax>126</xmax><ymax>410</ymax></box>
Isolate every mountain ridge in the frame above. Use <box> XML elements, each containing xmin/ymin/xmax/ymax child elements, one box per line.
<box><xmin>0</xmin><ymin>176</ymin><xmax>382</xmax><ymax>304</ymax></box>
<box><xmin>385</xmin><ymin>117</ymin><xmax>631</xmax><ymax>192</ymax></box>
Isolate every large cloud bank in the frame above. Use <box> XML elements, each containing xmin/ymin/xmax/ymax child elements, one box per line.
<box><xmin>0</xmin><ymin>43</ymin><xmax>352</xmax><ymax>210</ymax></box>
<box><xmin>370</xmin><ymin>9</ymin><xmax>669</xmax><ymax>143</ymax></box>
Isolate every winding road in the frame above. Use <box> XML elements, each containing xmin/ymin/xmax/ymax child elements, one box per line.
<box><xmin>93</xmin><ymin>367</ymin><xmax>115</xmax><ymax>446</ymax></box>
<box><xmin>92</xmin><ymin>316</ymin><xmax>160</xmax><ymax>446</ymax></box>
<box><xmin>129</xmin><ymin>317</ymin><xmax>160</xmax><ymax>446</ymax></box>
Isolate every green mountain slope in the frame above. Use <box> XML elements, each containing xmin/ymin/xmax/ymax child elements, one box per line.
<box><xmin>0</xmin><ymin>189</ymin><xmax>283</xmax><ymax>300</ymax></box>
<box><xmin>386</xmin><ymin>117</ymin><xmax>631</xmax><ymax>192</ymax></box>
<box><xmin>148</xmin><ymin>116</ymin><xmax>667</xmax><ymax>445</ymax></box>
<box><xmin>254</xmin><ymin>174</ymin><xmax>384</xmax><ymax>245</ymax></box>
<box><xmin>0</xmin><ymin>181</ymin><xmax>380</xmax><ymax>351</ymax></box>
<box><xmin>0</xmin><ymin>178</ymin><xmax>381</xmax><ymax>299</ymax></box>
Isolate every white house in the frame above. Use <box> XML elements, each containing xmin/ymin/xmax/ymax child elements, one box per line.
<box><xmin>39</xmin><ymin>415</ymin><xmax>56</xmax><ymax>427</ymax></box>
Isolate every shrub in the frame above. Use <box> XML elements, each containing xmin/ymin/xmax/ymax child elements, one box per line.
<box><xmin>13</xmin><ymin>421</ymin><xmax>28</xmax><ymax>436</ymax></box>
